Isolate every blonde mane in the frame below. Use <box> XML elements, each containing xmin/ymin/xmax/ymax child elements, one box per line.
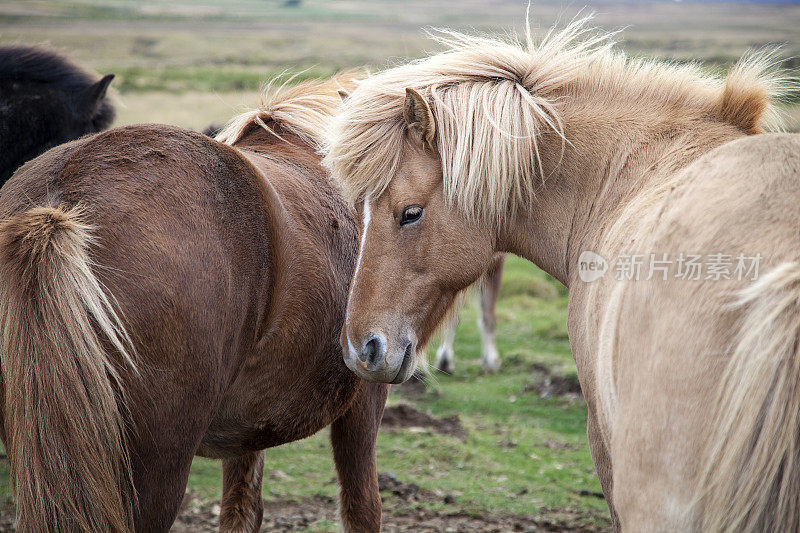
<box><xmin>323</xmin><ymin>15</ymin><xmax>791</xmax><ymax>227</ymax></box>
<box><xmin>217</xmin><ymin>70</ymin><xmax>363</xmax><ymax>148</ymax></box>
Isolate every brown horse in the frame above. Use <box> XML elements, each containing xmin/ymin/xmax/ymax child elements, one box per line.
<box><xmin>0</xmin><ymin>75</ymin><xmax>388</xmax><ymax>532</ymax></box>
<box><xmin>325</xmin><ymin>17</ymin><xmax>800</xmax><ymax>532</ymax></box>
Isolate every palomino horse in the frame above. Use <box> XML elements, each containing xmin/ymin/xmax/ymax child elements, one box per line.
<box><xmin>0</xmin><ymin>75</ymin><xmax>388</xmax><ymax>532</ymax></box>
<box><xmin>325</xmin><ymin>18</ymin><xmax>800</xmax><ymax>531</ymax></box>
<box><xmin>433</xmin><ymin>254</ymin><xmax>504</xmax><ymax>374</ymax></box>
<box><xmin>0</xmin><ymin>45</ymin><xmax>115</xmax><ymax>185</ymax></box>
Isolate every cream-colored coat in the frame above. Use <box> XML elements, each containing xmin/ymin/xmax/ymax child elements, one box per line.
<box><xmin>325</xmin><ymin>17</ymin><xmax>800</xmax><ymax>532</ymax></box>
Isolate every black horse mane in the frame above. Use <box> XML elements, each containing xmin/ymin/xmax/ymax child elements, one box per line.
<box><xmin>0</xmin><ymin>45</ymin><xmax>99</xmax><ymax>93</ymax></box>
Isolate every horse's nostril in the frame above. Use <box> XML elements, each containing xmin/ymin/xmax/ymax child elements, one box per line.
<box><xmin>360</xmin><ymin>337</ymin><xmax>378</xmax><ymax>363</ymax></box>
<box><xmin>403</xmin><ymin>339</ymin><xmax>413</xmax><ymax>360</ymax></box>
<box><xmin>360</xmin><ymin>335</ymin><xmax>386</xmax><ymax>369</ymax></box>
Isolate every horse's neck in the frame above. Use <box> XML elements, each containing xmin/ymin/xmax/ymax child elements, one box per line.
<box><xmin>501</xmin><ymin>108</ymin><xmax>748</xmax><ymax>286</ymax></box>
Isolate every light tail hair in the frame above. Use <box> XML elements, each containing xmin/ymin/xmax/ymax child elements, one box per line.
<box><xmin>0</xmin><ymin>205</ymin><xmax>137</xmax><ymax>532</ymax></box>
<box><xmin>695</xmin><ymin>262</ymin><xmax>800</xmax><ymax>532</ymax></box>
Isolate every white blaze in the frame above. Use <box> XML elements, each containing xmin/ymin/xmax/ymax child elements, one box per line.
<box><xmin>346</xmin><ymin>197</ymin><xmax>372</xmax><ymax>356</ymax></box>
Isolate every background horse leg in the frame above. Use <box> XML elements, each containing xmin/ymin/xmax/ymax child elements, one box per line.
<box><xmin>219</xmin><ymin>450</ymin><xmax>265</xmax><ymax>533</ymax></box>
<box><xmin>478</xmin><ymin>255</ymin><xmax>504</xmax><ymax>372</ymax></box>
<box><xmin>434</xmin><ymin>317</ymin><xmax>458</xmax><ymax>374</ymax></box>
<box><xmin>330</xmin><ymin>381</ymin><xmax>389</xmax><ymax>533</ymax></box>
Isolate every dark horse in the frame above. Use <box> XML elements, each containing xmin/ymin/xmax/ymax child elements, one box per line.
<box><xmin>0</xmin><ymin>75</ymin><xmax>388</xmax><ymax>532</ymax></box>
<box><xmin>0</xmin><ymin>45</ymin><xmax>115</xmax><ymax>186</ymax></box>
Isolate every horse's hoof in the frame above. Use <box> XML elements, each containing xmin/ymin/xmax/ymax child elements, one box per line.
<box><xmin>434</xmin><ymin>348</ymin><xmax>455</xmax><ymax>374</ymax></box>
<box><xmin>437</xmin><ymin>363</ymin><xmax>454</xmax><ymax>374</ymax></box>
<box><xmin>481</xmin><ymin>354</ymin><xmax>501</xmax><ymax>374</ymax></box>
<box><xmin>435</xmin><ymin>359</ymin><xmax>455</xmax><ymax>374</ymax></box>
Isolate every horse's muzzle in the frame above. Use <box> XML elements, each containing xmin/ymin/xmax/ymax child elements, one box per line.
<box><xmin>344</xmin><ymin>331</ymin><xmax>417</xmax><ymax>383</ymax></box>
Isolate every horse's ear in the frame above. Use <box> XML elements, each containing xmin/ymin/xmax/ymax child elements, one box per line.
<box><xmin>85</xmin><ymin>74</ymin><xmax>114</xmax><ymax>111</ymax></box>
<box><xmin>403</xmin><ymin>87</ymin><xmax>435</xmax><ymax>148</ymax></box>
<box><xmin>337</xmin><ymin>89</ymin><xmax>350</xmax><ymax>101</ymax></box>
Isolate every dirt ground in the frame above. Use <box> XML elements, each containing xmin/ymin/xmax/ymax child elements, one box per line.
<box><xmin>523</xmin><ymin>364</ymin><xmax>583</xmax><ymax>400</ymax></box>
<box><xmin>168</xmin><ymin>463</ymin><xmax>608</xmax><ymax>533</ymax></box>
<box><xmin>0</xmin><ymin>402</ymin><xmax>606</xmax><ymax>532</ymax></box>
<box><xmin>0</xmin><ymin>485</ymin><xmax>608</xmax><ymax>533</ymax></box>
<box><xmin>169</xmin><ymin>490</ymin><xmax>608</xmax><ymax>532</ymax></box>
<box><xmin>381</xmin><ymin>403</ymin><xmax>466</xmax><ymax>440</ymax></box>
<box><xmin>1</xmin><ymin>438</ymin><xmax>607</xmax><ymax>533</ymax></box>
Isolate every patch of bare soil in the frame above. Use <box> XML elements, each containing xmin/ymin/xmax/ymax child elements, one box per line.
<box><xmin>392</xmin><ymin>374</ymin><xmax>430</xmax><ymax>400</ymax></box>
<box><xmin>378</xmin><ymin>471</ymin><xmax>434</xmax><ymax>502</ymax></box>
<box><xmin>538</xmin><ymin>439</ymin><xmax>582</xmax><ymax>451</ymax></box>
<box><xmin>381</xmin><ymin>403</ymin><xmax>466</xmax><ymax>439</ymax></box>
<box><xmin>169</xmin><ymin>493</ymin><xmax>343</xmax><ymax>532</ymax></box>
<box><xmin>523</xmin><ymin>364</ymin><xmax>583</xmax><ymax>400</ymax></box>
<box><xmin>383</xmin><ymin>506</ymin><xmax>608</xmax><ymax>533</ymax></box>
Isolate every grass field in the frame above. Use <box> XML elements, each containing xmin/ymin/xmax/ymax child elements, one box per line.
<box><xmin>1</xmin><ymin>0</ymin><xmax>800</xmax><ymax>530</ymax></box>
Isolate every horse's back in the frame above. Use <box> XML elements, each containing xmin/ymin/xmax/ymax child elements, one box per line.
<box><xmin>659</xmin><ymin>132</ymin><xmax>800</xmax><ymax>259</ymax></box>
<box><xmin>615</xmin><ymin>132</ymin><xmax>800</xmax><ymax>397</ymax></box>
<box><xmin>608</xmin><ymin>132</ymin><xmax>800</xmax><ymax>528</ymax></box>
<box><xmin>0</xmin><ymin>123</ymin><xmax>273</xmax><ymax>411</ymax></box>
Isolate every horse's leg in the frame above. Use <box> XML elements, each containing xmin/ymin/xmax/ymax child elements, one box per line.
<box><xmin>478</xmin><ymin>255</ymin><xmax>504</xmax><ymax>372</ymax></box>
<box><xmin>128</xmin><ymin>378</ymin><xmax>220</xmax><ymax>531</ymax></box>
<box><xmin>219</xmin><ymin>450</ymin><xmax>265</xmax><ymax>533</ymax></box>
<box><xmin>434</xmin><ymin>317</ymin><xmax>457</xmax><ymax>374</ymax></box>
<box><xmin>330</xmin><ymin>381</ymin><xmax>389</xmax><ymax>532</ymax></box>
<box><xmin>130</xmin><ymin>447</ymin><xmax>197</xmax><ymax>533</ymax></box>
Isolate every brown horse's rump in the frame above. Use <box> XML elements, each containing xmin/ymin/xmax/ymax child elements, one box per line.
<box><xmin>0</xmin><ymin>119</ymin><xmax>386</xmax><ymax>532</ymax></box>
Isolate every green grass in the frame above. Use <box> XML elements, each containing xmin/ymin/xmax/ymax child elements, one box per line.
<box><xmin>112</xmin><ymin>65</ymin><xmax>337</xmax><ymax>94</ymax></box>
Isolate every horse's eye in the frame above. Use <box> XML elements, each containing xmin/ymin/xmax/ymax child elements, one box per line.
<box><xmin>400</xmin><ymin>205</ymin><xmax>423</xmax><ymax>226</ymax></box>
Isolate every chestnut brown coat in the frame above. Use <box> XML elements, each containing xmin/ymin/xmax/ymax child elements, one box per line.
<box><xmin>0</xmin><ymin>78</ymin><xmax>387</xmax><ymax>533</ymax></box>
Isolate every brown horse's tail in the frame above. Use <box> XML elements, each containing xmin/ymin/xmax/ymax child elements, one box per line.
<box><xmin>696</xmin><ymin>262</ymin><xmax>800</xmax><ymax>532</ymax></box>
<box><xmin>0</xmin><ymin>205</ymin><xmax>137</xmax><ymax>532</ymax></box>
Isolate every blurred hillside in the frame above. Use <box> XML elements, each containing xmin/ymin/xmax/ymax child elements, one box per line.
<box><xmin>2</xmin><ymin>1</ymin><xmax>798</xmax><ymax>87</ymax></box>
<box><xmin>3</xmin><ymin>0</ymin><xmax>798</xmax><ymax>130</ymax></box>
